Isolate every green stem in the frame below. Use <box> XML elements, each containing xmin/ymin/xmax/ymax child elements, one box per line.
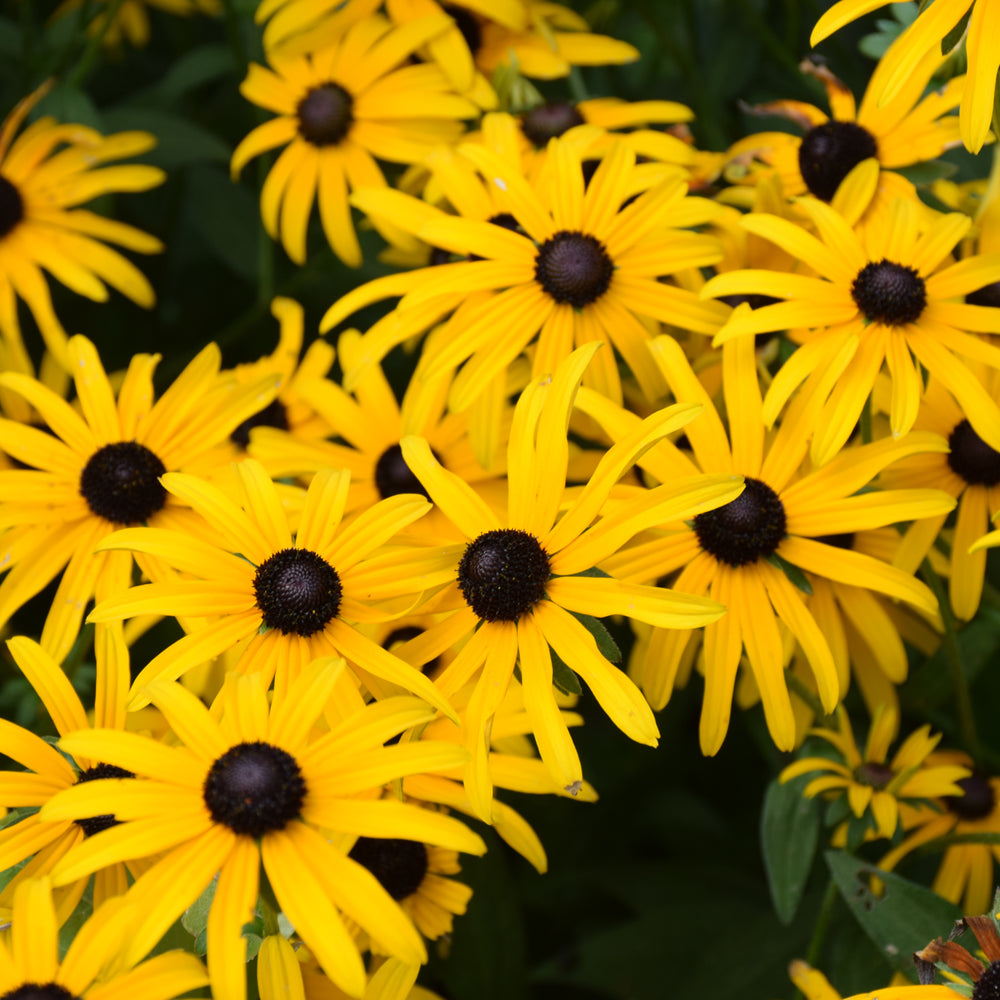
<box><xmin>67</xmin><ymin>0</ymin><xmax>126</xmax><ymax>87</ymax></box>
<box><xmin>859</xmin><ymin>394</ymin><xmax>872</xmax><ymax>445</ymax></box>
<box><xmin>921</xmin><ymin>558</ymin><xmax>983</xmax><ymax>765</ymax></box>
<box><xmin>785</xmin><ymin>670</ymin><xmax>830</xmax><ymax>725</ymax></box>
<box><xmin>805</xmin><ymin>878</ymin><xmax>838</xmax><ymax>968</ymax></box>
<box><xmin>567</xmin><ymin>66</ymin><xmax>589</xmax><ymax>103</ymax></box>
<box><xmin>220</xmin><ymin>0</ymin><xmax>248</xmax><ymax>72</ymax></box>
<box><xmin>258</xmin><ymin>874</ymin><xmax>282</xmax><ymax>936</ymax></box>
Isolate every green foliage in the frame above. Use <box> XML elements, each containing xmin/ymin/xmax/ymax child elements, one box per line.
<box><xmin>761</xmin><ymin>773</ymin><xmax>822</xmax><ymax>924</ymax></box>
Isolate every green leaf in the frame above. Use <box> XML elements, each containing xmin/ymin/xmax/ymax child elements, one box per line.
<box><xmin>760</xmin><ymin>773</ymin><xmax>821</xmax><ymax>925</ymax></box>
<box><xmin>551</xmin><ymin>648</ymin><xmax>583</xmax><ymax>696</ymax></box>
<box><xmin>141</xmin><ymin>45</ymin><xmax>236</xmax><ymax>106</ymax></box>
<box><xmin>570</xmin><ymin>611</ymin><xmax>622</xmax><ymax>664</ymax></box>
<box><xmin>574</xmin><ymin>566</ymin><xmax>613</xmax><ymax>578</ymax></box>
<box><xmin>766</xmin><ymin>552</ymin><xmax>813</xmax><ymax>595</ymax></box>
<box><xmin>894</xmin><ymin>161</ymin><xmax>959</xmax><ymax>185</ymax></box>
<box><xmin>182</xmin><ymin>875</ymin><xmax>217</xmax><ymax>945</ymax></box>
<box><xmin>182</xmin><ymin>166</ymin><xmax>260</xmax><ymax>280</ymax></box>
<box><xmin>35</xmin><ymin>85</ymin><xmax>102</xmax><ymax>129</ymax></box>
<box><xmin>101</xmin><ymin>108</ymin><xmax>230</xmax><ymax>169</ymax></box>
<box><xmin>825</xmin><ymin>850</ymin><xmax>963</xmax><ymax>975</ymax></box>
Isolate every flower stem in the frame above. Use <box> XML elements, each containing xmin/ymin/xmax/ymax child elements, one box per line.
<box><xmin>921</xmin><ymin>558</ymin><xmax>983</xmax><ymax>766</ymax></box>
<box><xmin>68</xmin><ymin>0</ymin><xmax>126</xmax><ymax>88</ymax></box>
<box><xmin>805</xmin><ymin>878</ymin><xmax>838</xmax><ymax>968</ymax></box>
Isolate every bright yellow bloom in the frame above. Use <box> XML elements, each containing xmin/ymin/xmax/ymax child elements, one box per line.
<box><xmin>703</xmin><ymin>194</ymin><xmax>1000</xmax><ymax>465</ymax></box>
<box><xmin>41</xmin><ymin>661</ymin><xmax>485</xmax><ymax>1000</ymax></box>
<box><xmin>811</xmin><ymin>0</ymin><xmax>999</xmax><ymax>153</ymax></box>
<box><xmin>0</xmin><ymin>877</ymin><xmax>208</xmax><ymax>1000</ymax></box>
<box><xmin>0</xmin><ymin>82</ymin><xmax>164</xmax><ymax>368</ymax></box>
<box><xmin>590</xmin><ymin>336</ymin><xmax>953</xmax><ymax>754</ymax></box>
<box><xmin>395</xmin><ymin>345</ymin><xmax>740</xmax><ymax>817</ymax></box>
<box><xmin>780</xmin><ymin>706</ymin><xmax>969</xmax><ymax>841</ymax></box>
<box><xmin>0</xmin><ymin>336</ymin><xmax>278</xmax><ymax>662</ymax></box>
<box><xmin>231</xmin><ymin>11</ymin><xmax>478</xmax><ymax>266</ymax></box>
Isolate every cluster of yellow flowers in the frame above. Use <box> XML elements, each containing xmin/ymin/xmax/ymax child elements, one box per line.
<box><xmin>0</xmin><ymin>0</ymin><xmax>999</xmax><ymax>998</ymax></box>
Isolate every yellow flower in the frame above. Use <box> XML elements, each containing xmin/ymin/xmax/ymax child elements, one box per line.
<box><xmin>811</xmin><ymin>0</ymin><xmax>999</xmax><ymax>153</ymax></box>
<box><xmin>0</xmin><ymin>877</ymin><xmax>208</xmax><ymax>1000</ymax></box>
<box><xmin>395</xmin><ymin>345</ymin><xmax>739</xmax><ymax>817</ymax></box>
<box><xmin>0</xmin><ymin>336</ymin><xmax>278</xmax><ymax>662</ymax></box>
<box><xmin>780</xmin><ymin>706</ymin><xmax>969</xmax><ymax>841</ymax></box>
<box><xmin>40</xmin><ymin>661</ymin><xmax>485</xmax><ymax>1000</ymax></box>
<box><xmin>590</xmin><ymin>335</ymin><xmax>953</xmax><ymax>754</ymax></box>
<box><xmin>0</xmin><ymin>82</ymin><xmax>164</xmax><ymax>367</ymax></box>
<box><xmin>231</xmin><ymin>11</ymin><xmax>478</xmax><ymax>266</ymax></box>
<box><xmin>703</xmin><ymin>194</ymin><xmax>1000</xmax><ymax>465</ymax></box>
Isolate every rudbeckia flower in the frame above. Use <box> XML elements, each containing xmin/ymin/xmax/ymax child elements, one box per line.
<box><xmin>395</xmin><ymin>344</ymin><xmax>741</xmax><ymax>817</ymax></box>
<box><xmin>231</xmin><ymin>11</ymin><xmax>479</xmax><ymax>267</ymax></box>
<box><xmin>0</xmin><ymin>627</ymin><xmax>142</xmax><ymax>922</ymax></box>
<box><xmin>0</xmin><ymin>877</ymin><xmax>208</xmax><ymax>1000</ymax></box>
<box><xmin>322</xmin><ymin>136</ymin><xmax>728</xmax><ymax>406</ymax></box>
<box><xmin>87</xmin><ymin>457</ymin><xmax>458</xmax><ymax>713</ymax></box>
<box><xmin>878</xmin><ymin>371</ymin><xmax>1000</xmax><ymax>621</ymax></box>
<box><xmin>780</xmin><ymin>706</ymin><xmax>970</xmax><ymax>843</ymax></box>
<box><xmin>0</xmin><ymin>82</ymin><xmax>164</xmax><ymax>367</ymax></box>
<box><xmin>878</xmin><ymin>758</ymin><xmax>1000</xmax><ymax>915</ymax></box>
<box><xmin>588</xmin><ymin>335</ymin><xmax>954</xmax><ymax>754</ymax></box>
<box><xmin>40</xmin><ymin>661</ymin><xmax>485</xmax><ymax>1000</ymax></box>
<box><xmin>811</xmin><ymin>0</ymin><xmax>999</xmax><ymax>153</ymax></box>
<box><xmin>0</xmin><ymin>335</ymin><xmax>278</xmax><ymax>662</ymax></box>
<box><xmin>702</xmin><ymin>194</ymin><xmax>1000</xmax><ymax>465</ymax></box>
<box><xmin>248</xmin><ymin>327</ymin><xmax>509</xmax><ymax>521</ymax></box>
<box><xmin>724</xmin><ymin>55</ymin><xmax>962</xmax><ymax>226</ymax></box>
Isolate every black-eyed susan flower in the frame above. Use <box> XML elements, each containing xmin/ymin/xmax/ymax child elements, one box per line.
<box><xmin>877</xmin><ymin>372</ymin><xmax>1000</xmax><ymax>621</ymax></box>
<box><xmin>231</xmin><ymin>11</ymin><xmax>478</xmax><ymax>267</ymax></box>
<box><xmin>323</xmin><ymin>136</ymin><xmax>728</xmax><ymax>406</ymax></box>
<box><xmin>0</xmin><ymin>627</ymin><xmax>140</xmax><ymax>923</ymax></box>
<box><xmin>394</xmin><ymin>345</ymin><xmax>742</xmax><ymax>817</ymax></box>
<box><xmin>40</xmin><ymin>661</ymin><xmax>485</xmax><ymax>1000</ymax></box>
<box><xmin>788</xmin><ymin>960</ymin><xmax>950</xmax><ymax>1000</ymax></box>
<box><xmin>725</xmin><ymin>55</ymin><xmax>962</xmax><ymax>225</ymax></box>
<box><xmin>589</xmin><ymin>335</ymin><xmax>954</xmax><ymax>754</ymax></box>
<box><xmin>0</xmin><ymin>877</ymin><xmax>208</xmax><ymax>1000</ymax></box>
<box><xmin>702</xmin><ymin>195</ymin><xmax>1000</xmax><ymax>466</ymax></box>
<box><xmin>223</xmin><ymin>296</ymin><xmax>336</xmax><ymax>458</ymax></box>
<box><xmin>0</xmin><ymin>82</ymin><xmax>164</xmax><ymax>368</ymax></box>
<box><xmin>915</xmin><ymin>904</ymin><xmax>1000</xmax><ymax>998</ymax></box>
<box><xmin>86</xmin><ymin>457</ymin><xmax>458</xmax><ymax>713</ymax></box>
<box><xmin>780</xmin><ymin>706</ymin><xmax>970</xmax><ymax>843</ymax></box>
<box><xmin>347</xmin><ymin>834</ymin><xmax>472</xmax><ymax>944</ymax></box>
<box><xmin>811</xmin><ymin>0</ymin><xmax>998</xmax><ymax>153</ymax></box>
<box><xmin>249</xmin><ymin>328</ymin><xmax>508</xmax><ymax>522</ymax></box>
<box><xmin>879</xmin><ymin>757</ymin><xmax>1000</xmax><ymax>916</ymax></box>
<box><xmin>0</xmin><ymin>336</ymin><xmax>278</xmax><ymax>662</ymax></box>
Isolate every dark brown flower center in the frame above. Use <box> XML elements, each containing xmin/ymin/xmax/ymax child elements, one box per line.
<box><xmin>375</xmin><ymin>443</ymin><xmax>432</xmax><ymax>500</ymax></box>
<box><xmin>348</xmin><ymin>836</ymin><xmax>429</xmax><ymax>900</ymax></box>
<box><xmin>798</xmin><ymin>120</ymin><xmax>878</xmax><ymax>202</ymax></box>
<box><xmin>534</xmin><ymin>231</ymin><xmax>614</xmax><ymax>308</ymax></box>
<box><xmin>521</xmin><ymin>102</ymin><xmax>586</xmax><ymax>147</ymax></box>
<box><xmin>948</xmin><ymin>419</ymin><xmax>1000</xmax><ymax>486</ymax></box>
<box><xmin>79</xmin><ymin>441</ymin><xmax>168</xmax><ymax>525</ymax></box>
<box><xmin>973</xmin><ymin>959</ymin><xmax>1000</xmax><ymax>1000</ymax></box>
<box><xmin>203</xmin><ymin>741</ymin><xmax>305</xmax><ymax>836</ymax></box>
<box><xmin>458</xmin><ymin>528</ymin><xmax>550</xmax><ymax>622</ymax></box>
<box><xmin>230</xmin><ymin>399</ymin><xmax>289</xmax><ymax>449</ymax></box>
<box><xmin>253</xmin><ymin>547</ymin><xmax>342</xmax><ymax>636</ymax></box>
<box><xmin>74</xmin><ymin>763</ymin><xmax>134</xmax><ymax>838</ymax></box>
<box><xmin>297</xmin><ymin>83</ymin><xmax>354</xmax><ymax>146</ymax></box>
<box><xmin>815</xmin><ymin>532</ymin><xmax>855</xmax><ymax>550</ymax></box>
<box><xmin>1</xmin><ymin>985</ymin><xmax>77</xmax><ymax>1000</ymax></box>
<box><xmin>0</xmin><ymin>175</ymin><xmax>24</xmax><ymax>239</ymax></box>
<box><xmin>945</xmin><ymin>773</ymin><xmax>996</xmax><ymax>820</ymax></box>
<box><xmin>693</xmin><ymin>477</ymin><xmax>787</xmax><ymax>567</ymax></box>
<box><xmin>966</xmin><ymin>282</ymin><xmax>1000</xmax><ymax>308</ymax></box>
<box><xmin>443</xmin><ymin>3</ymin><xmax>481</xmax><ymax>53</ymax></box>
<box><xmin>855</xmin><ymin>762</ymin><xmax>894</xmax><ymax>789</ymax></box>
<box><xmin>851</xmin><ymin>260</ymin><xmax>927</xmax><ymax>326</ymax></box>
